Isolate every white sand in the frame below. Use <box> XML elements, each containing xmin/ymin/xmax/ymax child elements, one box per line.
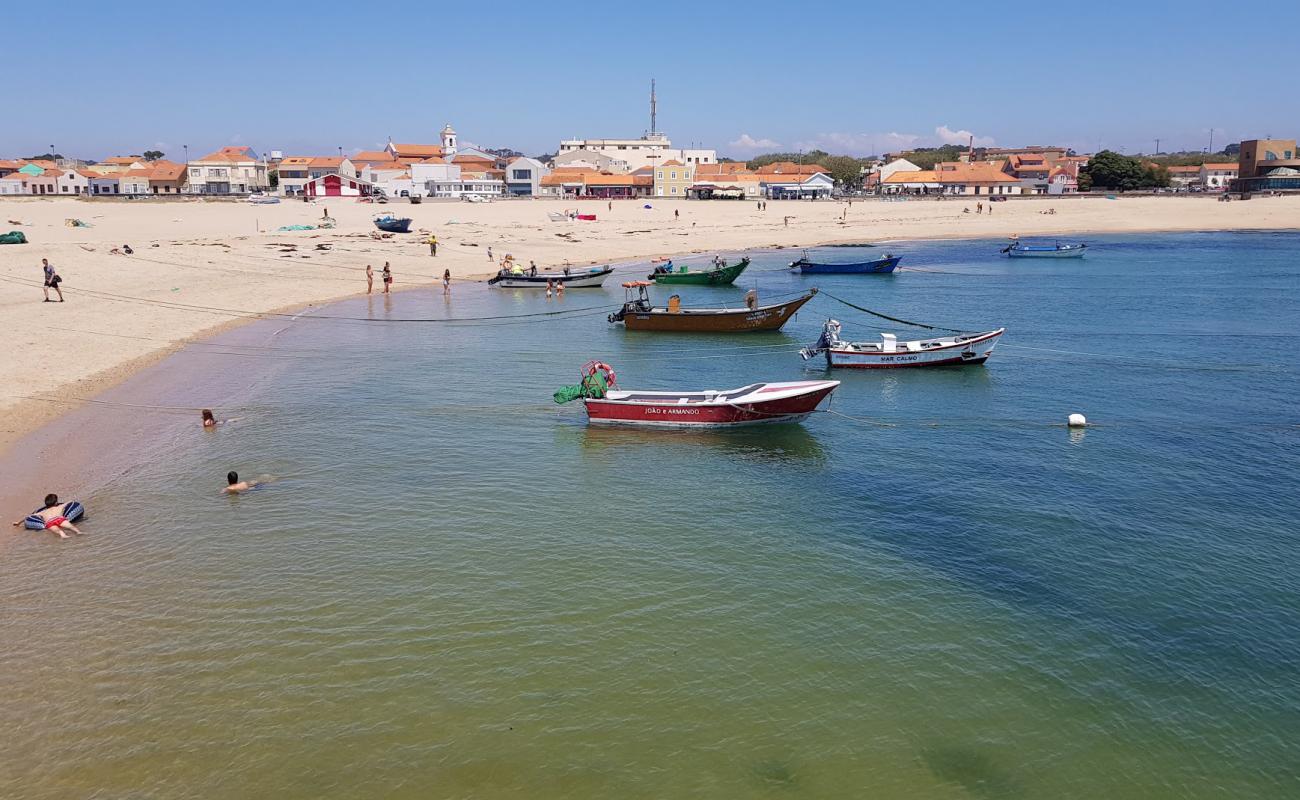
<box><xmin>2</xmin><ymin>192</ymin><xmax>1298</xmax><ymax>452</ymax></box>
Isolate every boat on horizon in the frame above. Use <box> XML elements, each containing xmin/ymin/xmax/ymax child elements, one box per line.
<box><xmin>648</xmin><ymin>257</ymin><xmax>750</xmax><ymax>286</ymax></box>
<box><xmin>609</xmin><ymin>282</ymin><xmax>817</xmax><ymax>332</ymax></box>
<box><xmin>1002</xmin><ymin>240</ymin><xmax>1086</xmax><ymax>258</ymax></box>
<box><xmin>790</xmin><ymin>252</ymin><xmax>901</xmax><ymax>274</ymax></box>
<box><xmin>487</xmin><ymin>265</ymin><xmax>614</xmax><ymax>288</ymax></box>
<box><xmin>554</xmin><ymin>361</ymin><xmax>839</xmax><ymax>428</ymax></box>
<box><xmin>373</xmin><ymin>214</ymin><xmax>412</xmax><ymax>233</ymax></box>
<box><xmin>800</xmin><ymin>319</ymin><xmax>1004</xmax><ymax>368</ymax></box>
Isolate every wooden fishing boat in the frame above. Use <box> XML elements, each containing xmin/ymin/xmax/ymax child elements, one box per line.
<box><xmin>648</xmin><ymin>257</ymin><xmax>750</xmax><ymax>286</ymax></box>
<box><xmin>373</xmin><ymin>214</ymin><xmax>412</xmax><ymax>233</ymax></box>
<box><xmin>800</xmin><ymin>319</ymin><xmax>1004</xmax><ymax>368</ymax></box>
<box><xmin>553</xmin><ymin>362</ymin><xmax>839</xmax><ymax>428</ymax></box>
<box><xmin>1002</xmin><ymin>240</ymin><xmax>1086</xmax><ymax>258</ymax></box>
<box><xmin>487</xmin><ymin>265</ymin><xmax>614</xmax><ymax>288</ymax></box>
<box><xmin>609</xmin><ymin>282</ymin><xmax>816</xmax><ymax>332</ymax></box>
<box><xmin>789</xmin><ymin>253</ymin><xmax>901</xmax><ymax>274</ymax></box>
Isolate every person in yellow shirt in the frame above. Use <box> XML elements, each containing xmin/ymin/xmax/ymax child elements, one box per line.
<box><xmin>427</xmin><ymin>234</ymin><xmax>437</xmax><ymax>256</ymax></box>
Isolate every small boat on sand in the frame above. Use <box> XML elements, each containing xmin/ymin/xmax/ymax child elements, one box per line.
<box><xmin>609</xmin><ymin>282</ymin><xmax>816</xmax><ymax>332</ymax></box>
<box><xmin>800</xmin><ymin>319</ymin><xmax>1004</xmax><ymax>368</ymax></box>
<box><xmin>789</xmin><ymin>252</ymin><xmax>901</xmax><ymax>274</ymax></box>
<box><xmin>373</xmin><ymin>214</ymin><xmax>412</xmax><ymax>233</ymax></box>
<box><xmin>649</xmin><ymin>257</ymin><xmax>750</xmax><ymax>286</ymax></box>
<box><xmin>554</xmin><ymin>361</ymin><xmax>839</xmax><ymax>427</ymax></box>
<box><xmin>487</xmin><ymin>265</ymin><xmax>614</xmax><ymax>288</ymax></box>
<box><xmin>1002</xmin><ymin>240</ymin><xmax>1086</xmax><ymax>258</ymax></box>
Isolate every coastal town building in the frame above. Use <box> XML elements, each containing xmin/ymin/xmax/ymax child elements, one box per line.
<box><xmin>1166</xmin><ymin>165</ymin><xmax>1200</xmax><ymax>188</ymax></box>
<box><xmin>23</xmin><ymin>169</ymin><xmax>60</xmax><ymax>195</ymax></box>
<box><xmin>301</xmin><ymin>173</ymin><xmax>376</xmax><ymax>198</ymax></box>
<box><xmin>505</xmin><ymin>156</ymin><xmax>549</xmax><ymax>196</ymax></box>
<box><xmin>654</xmin><ymin>160</ymin><xmax>694</xmax><ymax>197</ymax></box>
<box><xmin>932</xmin><ymin>161</ymin><xmax>1023</xmax><ymax>195</ymax></box>
<box><xmin>556</xmin><ymin>133</ymin><xmax>716</xmax><ymax>172</ymax></box>
<box><xmin>187</xmin><ymin>146</ymin><xmax>269</xmax><ymax>194</ymax></box>
<box><xmin>89</xmin><ymin>173</ymin><xmax>121</xmax><ymax>195</ymax></box>
<box><xmin>552</xmin><ymin>148</ymin><xmax>629</xmax><ymax>173</ymax></box>
<box><xmin>144</xmin><ymin>161</ymin><xmax>188</xmax><ymax>194</ymax></box>
<box><xmin>277</xmin><ymin>156</ymin><xmax>357</xmax><ymax>196</ymax></box>
<box><xmin>1233</xmin><ymin>139</ymin><xmax>1300</xmax><ymax>192</ymax></box>
<box><xmin>1199</xmin><ymin>162</ymin><xmax>1238</xmax><ymax>189</ymax></box>
<box><xmin>0</xmin><ymin>174</ymin><xmax>24</xmax><ymax>194</ymax></box>
<box><xmin>55</xmin><ymin>168</ymin><xmax>90</xmax><ymax>195</ymax></box>
<box><xmin>119</xmin><ymin>170</ymin><xmax>152</xmax><ymax>195</ymax></box>
<box><xmin>881</xmin><ymin>170</ymin><xmax>941</xmax><ymax>194</ymax></box>
<box><xmin>538</xmin><ymin>168</ymin><xmax>652</xmax><ymax>198</ymax></box>
<box><xmin>754</xmin><ymin>163</ymin><xmax>833</xmax><ymax>199</ymax></box>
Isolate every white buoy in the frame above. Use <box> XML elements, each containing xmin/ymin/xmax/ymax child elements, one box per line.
<box><xmin>1068</xmin><ymin>413</ymin><xmax>1088</xmax><ymax>428</ymax></box>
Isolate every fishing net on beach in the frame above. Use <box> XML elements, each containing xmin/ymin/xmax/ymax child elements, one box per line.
<box><xmin>0</xmin><ymin>230</ymin><xmax>27</xmax><ymax>244</ymax></box>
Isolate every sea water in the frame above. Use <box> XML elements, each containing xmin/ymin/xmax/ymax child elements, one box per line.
<box><xmin>2</xmin><ymin>232</ymin><xmax>1298</xmax><ymax>798</ymax></box>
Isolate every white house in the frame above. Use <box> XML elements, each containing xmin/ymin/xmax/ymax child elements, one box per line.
<box><xmin>187</xmin><ymin>146</ymin><xmax>270</xmax><ymax>194</ymax></box>
<box><xmin>1199</xmin><ymin>162</ymin><xmax>1238</xmax><ymax>189</ymax></box>
<box><xmin>552</xmin><ymin>148</ymin><xmax>628</xmax><ymax>173</ymax></box>
<box><xmin>0</xmin><ymin>175</ymin><xmax>25</xmax><ymax>194</ymax></box>
<box><xmin>878</xmin><ymin>158</ymin><xmax>922</xmax><ymax>182</ymax></box>
<box><xmin>119</xmin><ymin>170</ymin><xmax>152</xmax><ymax>195</ymax></box>
<box><xmin>56</xmin><ymin>169</ymin><xmax>90</xmax><ymax>195</ymax></box>
<box><xmin>505</xmin><ymin>157</ymin><xmax>549</xmax><ymax>196</ymax></box>
<box><xmin>363</xmin><ymin>163</ymin><xmax>415</xmax><ymax>197</ymax></box>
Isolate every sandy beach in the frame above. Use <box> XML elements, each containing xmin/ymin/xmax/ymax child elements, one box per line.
<box><xmin>2</xmin><ymin>192</ymin><xmax>1298</xmax><ymax>454</ymax></box>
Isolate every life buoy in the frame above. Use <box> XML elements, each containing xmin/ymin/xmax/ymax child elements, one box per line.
<box><xmin>583</xmin><ymin>361</ymin><xmax>617</xmax><ymax>388</ymax></box>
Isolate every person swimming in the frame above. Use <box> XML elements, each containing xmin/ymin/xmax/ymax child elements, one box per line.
<box><xmin>202</xmin><ymin>409</ymin><xmax>217</xmax><ymax>428</ymax></box>
<box><xmin>12</xmin><ymin>493</ymin><xmax>83</xmax><ymax>538</ymax></box>
<box><xmin>222</xmin><ymin>471</ymin><xmax>260</xmax><ymax>495</ymax></box>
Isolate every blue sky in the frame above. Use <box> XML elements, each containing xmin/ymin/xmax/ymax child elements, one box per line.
<box><xmin>8</xmin><ymin>0</ymin><xmax>1294</xmax><ymax>161</ymax></box>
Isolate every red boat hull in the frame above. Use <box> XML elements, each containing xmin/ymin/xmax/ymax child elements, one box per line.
<box><xmin>584</xmin><ymin>383</ymin><xmax>837</xmax><ymax>427</ymax></box>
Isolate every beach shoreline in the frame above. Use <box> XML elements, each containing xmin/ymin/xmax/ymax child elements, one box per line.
<box><xmin>2</xmin><ymin>193</ymin><xmax>1299</xmax><ymax>461</ymax></box>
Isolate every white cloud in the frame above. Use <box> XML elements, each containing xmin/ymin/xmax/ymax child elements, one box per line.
<box><xmin>727</xmin><ymin>133</ymin><xmax>781</xmax><ymax>152</ymax></box>
<box><xmin>935</xmin><ymin>125</ymin><xmax>994</xmax><ymax>147</ymax></box>
<box><xmin>794</xmin><ymin>131</ymin><xmax>919</xmax><ymax>155</ymax></box>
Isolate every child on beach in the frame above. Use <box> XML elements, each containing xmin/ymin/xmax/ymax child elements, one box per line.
<box><xmin>12</xmin><ymin>494</ymin><xmax>83</xmax><ymax>538</ymax></box>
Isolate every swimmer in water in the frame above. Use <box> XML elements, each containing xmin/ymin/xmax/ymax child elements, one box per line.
<box><xmin>222</xmin><ymin>471</ymin><xmax>260</xmax><ymax>495</ymax></box>
<box><xmin>201</xmin><ymin>409</ymin><xmax>218</xmax><ymax>428</ymax></box>
<box><xmin>12</xmin><ymin>493</ymin><xmax>83</xmax><ymax>538</ymax></box>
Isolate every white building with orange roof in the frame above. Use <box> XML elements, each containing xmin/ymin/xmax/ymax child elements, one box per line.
<box><xmin>932</xmin><ymin>161</ymin><xmax>1023</xmax><ymax>196</ymax></box>
<box><xmin>95</xmin><ymin>156</ymin><xmax>147</xmax><ymax>173</ymax></box>
<box><xmin>1166</xmin><ymin>165</ymin><xmax>1200</xmax><ymax>189</ymax></box>
<box><xmin>187</xmin><ymin>146</ymin><xmax>269</xmax><ymax>194</ymax></box>
<box><xmin>55</xmin><ymin>168</ymin><xmax>90</xmax><ymax>195</ymax></box>
<box><xmin>0</xmin><ymin>173</ymin><xmax>27</xmax><ymax>194</ymax></box>
<box><xmin>1198</xmin><ymin>162</ymin><xmax>1238</xmax><ymax>190</ymax></box>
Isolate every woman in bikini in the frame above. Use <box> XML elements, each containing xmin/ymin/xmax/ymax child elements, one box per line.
<box><xmin>382</xmin><ymin>263</ymin><xmax>393</xmax><ymax>293</ymax></box>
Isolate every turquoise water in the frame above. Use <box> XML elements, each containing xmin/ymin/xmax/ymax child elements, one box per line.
<box><xmin>2</xmin><ymin>232</ymin><xmax>1298</xmax><ymax>798</ymax></box>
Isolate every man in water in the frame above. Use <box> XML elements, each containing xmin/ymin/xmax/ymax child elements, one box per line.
<box><xmin>222</xmin><ymin>471</ymin><xmax>260</xmax><ymax>495</ymax></box>
<box><xmin>12</xmin><ymin>494</ymin><xmax>83</xmax><ymax>538</ymax></box>
<box><xmin>41</xmin><ymin>258</ymin><xmax>63</xmax><ymax>302</ymax></box>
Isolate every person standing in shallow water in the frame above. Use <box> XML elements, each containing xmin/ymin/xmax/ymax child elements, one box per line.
<box><xmin>442</xmin><ymin>269</ymin><xmax>451</xmax><ymax>296</ymax></box>
<box><xmin>365</xmin><ymin>264</ymin><xmax>374</xmax><ymax>294</ymax></box>
<box><xmin>382</xmin><ymin>263</ymin><xmax>392</xmax><ymax>293</ymax></box>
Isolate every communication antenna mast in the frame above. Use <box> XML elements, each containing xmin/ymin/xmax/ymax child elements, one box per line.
<box><xmin>650</xmin><ymin>79</ymin><xmax>657</xmax><ymax>136</ymax></box>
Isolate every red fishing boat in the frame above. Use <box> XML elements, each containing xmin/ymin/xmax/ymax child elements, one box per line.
<box><xmin>554</xmin><ymin>362</ymin><xmax>839</xmax><ymax>428</ymax></box>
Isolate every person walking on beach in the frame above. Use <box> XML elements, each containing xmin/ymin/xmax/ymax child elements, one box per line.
<box><xmin>41</xmin><ymin>258</ymin><xmax>64</xmax><ymax>302</ymax></box>
<box><xmin>13</xmin><ymin>494</ymin><xmax>83</xmax><ymax>539</ymax></box>
<box><xmin>382</xmin><ymin>263</ymin><xmax>392</xmax><ymax>293</ymax></box>
<box><xmin>487</xmin><ymin>246</ymin><xmax>493</xmax><ymax>262</ymax></box>
<box><xmin>365</xmin><ymin>264</ymin><xmax>374</xmax><ymax>294</ymax></box>
<box><xmin>427</xmin><ymin>234</ymin><xmax>438</xmax><ymax>256</ymax></box>
<box><xmin>442</xmin><ymin>269</ymin><xmax>451</xmax><ymax>296</ymax></box>
<box><xmin>675</xmin><ymin>209</ymin><xmax>680</xmax><ymax>220</ymax></box>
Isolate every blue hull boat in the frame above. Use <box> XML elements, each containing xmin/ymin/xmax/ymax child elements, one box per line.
<box><xmin>790</xmin><ymin>255</ymin><xmax>901</xmax><ymax>274</ymax></box>
<box><xmin>374</xmin><ymin>215</ymin><xmax>413</xmax><ymax>233</ymax></box>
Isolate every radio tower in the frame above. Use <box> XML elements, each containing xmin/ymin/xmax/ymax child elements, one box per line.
<box><xmin>649</xmin><ymin>79</ymin><xmax>657</xmax><ymax>136</ymax></box>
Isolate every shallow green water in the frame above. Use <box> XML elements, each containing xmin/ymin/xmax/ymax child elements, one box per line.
<box><xmin>2</xmin><ymin>233</ymin><xmax>1298</xmax><ymax>798</ymax></box>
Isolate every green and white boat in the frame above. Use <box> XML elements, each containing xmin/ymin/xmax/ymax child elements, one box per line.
<box><xmin>648</xmin><ymin>257</ymin><xmax>750</xmax><ymax>286</ymax></box>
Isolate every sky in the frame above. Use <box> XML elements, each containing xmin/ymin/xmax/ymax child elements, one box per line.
<box><xmin>7</xmin><ymin>0</ymin><xmax>1295</xmax><ymax>162</ymax></box>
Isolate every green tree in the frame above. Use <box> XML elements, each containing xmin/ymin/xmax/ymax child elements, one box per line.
<box><xmin>820</xmin><ymin>155</ymin><xmax>866</xmax><ymax>187</ymax></box>
<box><xmin>1083</xmin><ymin>150</ymin><xmax>1155</xmax><ymax>191</ymax></box>
<box><xmin>142</xmin><ymin>150</ymin><xmax>164</xmax><ymax>161</ymax></box>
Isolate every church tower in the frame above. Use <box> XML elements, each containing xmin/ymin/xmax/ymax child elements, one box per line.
<box><xmin>441</xmin><ymin>124</ymin><xmax>457</xmax><ymax>158</ymax></box>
